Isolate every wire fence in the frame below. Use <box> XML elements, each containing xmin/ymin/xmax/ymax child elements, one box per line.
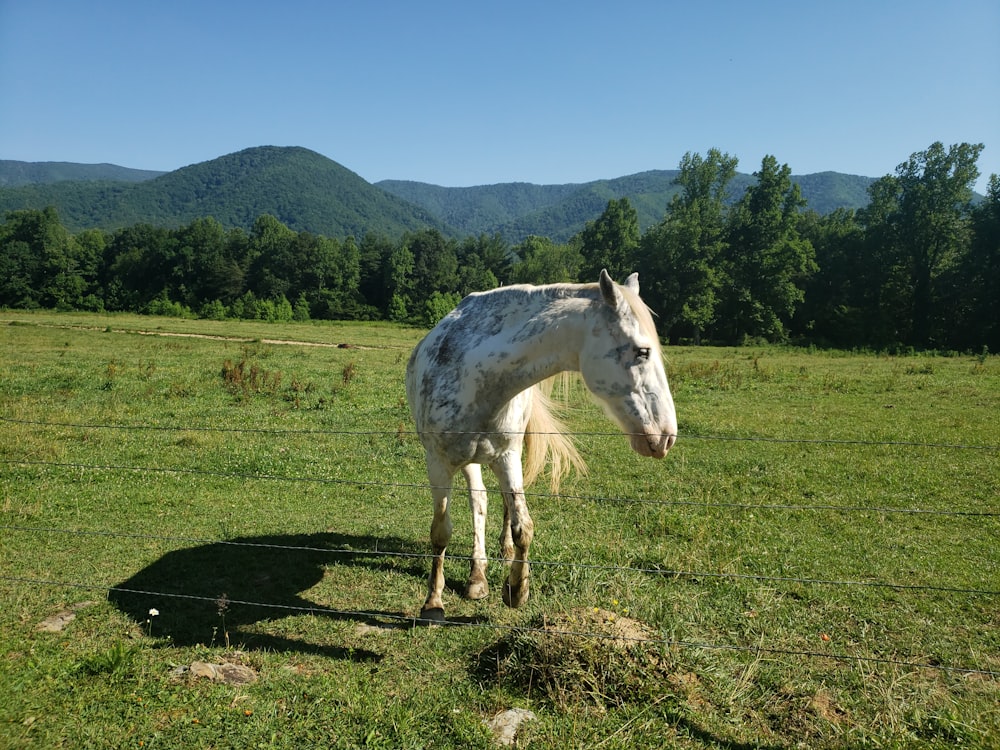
<box><xmin>2</xmin><ymin>459</ymin><xmax>997</xmax><ymax>520</ymax></box>
<box><xmin>3</xmin><ymin>523</ymin><xmax>998</xmax><ymax>597</ymax></box>
<box><xmin>4</xmin><ymin>414</ymin><xmax>998</xmax><ymax>451</ymax></box>
<box><xmin>3</xmin><ymin>572</ymin><xmax>995</xmax><ymax>678</ymax></box>
<box><xmin>2</xmin><ymin>414</ymin><xmax>998</xmax><ymax>679</ymax></box>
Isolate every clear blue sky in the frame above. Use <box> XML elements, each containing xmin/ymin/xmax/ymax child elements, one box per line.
<box><xmin>2</xmin><ymin>1</ymin><xmax>998</xmax><ymax>192</ymax></box>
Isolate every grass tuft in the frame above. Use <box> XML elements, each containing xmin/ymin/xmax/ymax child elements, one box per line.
<box><xmin>476</xmin><ymin>607</ymin><xmax>681</xmax><ymax>710</ymax></box>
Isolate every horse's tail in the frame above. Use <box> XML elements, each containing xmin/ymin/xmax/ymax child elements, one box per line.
<box><xmin>523</xmin><ymin>374</ymin><xmax>587</xmax><ymax>494</ymax></box>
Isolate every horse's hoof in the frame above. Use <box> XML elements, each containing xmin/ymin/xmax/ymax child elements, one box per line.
<box><xmin>465</xmin><ymin>579</ymin><xmax>490</xmax><ymax>600</ymax></box>
<box><xmin>502</xmin><ymin>581</ymin><xmax>529</xmax><ymax>608</ymax></box>
<box><xmin>418</xmin><ymin>606</ymin><xmax>446</xmax><ymax>624</ymax></box>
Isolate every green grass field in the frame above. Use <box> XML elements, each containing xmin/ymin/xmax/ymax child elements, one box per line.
<box><xmin>1</xmin><ymin>310</ymin><xmax>998</xmax><ymax>748</ymax></box>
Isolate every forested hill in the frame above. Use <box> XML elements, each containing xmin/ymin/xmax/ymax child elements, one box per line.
<box><xmin>377</xmin><ymin>170</ymin><xmax>876</xmax><ymax>242</ymax></box>
<box><xmin>0</xmin><ymin>146</ymin><xmax>876</xmax><ymax>241</ymax></box>
<box><xmin>0</xmin><ymin>160</ymin><xmax>165</xmax><ymax>187</ymax></box>
<box><xmin>0</xmin><ymin>147</ymin><xmax>447</xmax><ymax>238</ymax></box>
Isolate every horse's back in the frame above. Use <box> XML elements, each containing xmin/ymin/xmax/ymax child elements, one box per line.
<box><xmin>406</xmin><ymin>305</ymin><xmax>533</xmax><ymax>471</ymax></box>
<box><xmin>405</xmin><ymin>294</ymin><xmax>496</xmax><ymax>432</ymax></box>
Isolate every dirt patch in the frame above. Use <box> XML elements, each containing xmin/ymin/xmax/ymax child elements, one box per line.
<box><xmin>809</xmin><ymin>688</ymin><xmax>848</xmax><ymax>724</ymax></box>
<box><xmin>0</xmin><ymin>319</ymin><xmax>376</xmax><ymax>350</ymax></box>
<box><xmin>539</xmin><ymin>606</ymin><xmax>657</xmax><ymax>645</ymax></box>
<box><xmin>133</xmin><ymin>329</ymin><xmax>367</xmax><ymax>349</ymax></box>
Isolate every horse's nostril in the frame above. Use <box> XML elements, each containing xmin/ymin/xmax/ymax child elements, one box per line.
<box><xmin>665</xmin><ymin>434</ymin><xmax>677</xmax><ymax>450</ymax></box>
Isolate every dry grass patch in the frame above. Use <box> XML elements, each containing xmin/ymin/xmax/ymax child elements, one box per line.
<box><xmin>474</xmin><ymin>607</ymin><xmax>681</xmax><ymax>711</ymax></box>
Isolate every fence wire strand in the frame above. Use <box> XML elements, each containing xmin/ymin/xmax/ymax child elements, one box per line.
<box><xmin>2</xmin><ymin>573</ymin><xmax>996</xmax><ymax>679</ymax></box>
<box><xmin>2</xmin><ymin>414</ymin><xmax>997</xmax><ymax>451</ymax></box>
<box><xmin>3</xmin><ymin>456</ymin><xmax>997</xmax><ymax>519</ymax></box>
<box><xmin>3</xmin><ymin>523</ymin><xmax>998</xmax><ymax>597</ymax></box>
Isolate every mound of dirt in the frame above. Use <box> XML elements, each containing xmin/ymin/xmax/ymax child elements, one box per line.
<box><xmin>539</xmin><ymin>607</ymin><xmax>658</xmax><ymax>646</ymax></box>
<box><xmin>474</xmin><ymin>607</ymin><xmax>676</xmax><ymax>710</ymax></box>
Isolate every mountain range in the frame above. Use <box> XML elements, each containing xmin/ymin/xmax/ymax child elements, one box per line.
<box><xmin>0</xmin><ymin>146</ymin><xmax>877</xmax><ymax>242</ymax></box>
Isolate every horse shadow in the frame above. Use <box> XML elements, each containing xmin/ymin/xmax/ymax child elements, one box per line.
<box><xmin>108</xmin><ymin>532</ymin><xmax>430</xmax><ymax>661</ymax></box>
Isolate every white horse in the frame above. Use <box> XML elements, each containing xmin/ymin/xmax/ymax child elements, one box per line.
<box><xmin>406</xmin><ymin>270</ymin><xmax>677</xmax><ymax>621</ymax></box>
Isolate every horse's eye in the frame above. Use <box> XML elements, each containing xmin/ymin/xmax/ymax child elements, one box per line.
<box><xmin>636</xmin><ymin>347</ymin><xmax>651</xmax><ymax>361</ymax></box>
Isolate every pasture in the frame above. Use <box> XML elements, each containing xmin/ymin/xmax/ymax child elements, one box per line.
<box><xmin>1</xmin><ymin>310</ymin><xmax>997</xmax><ymax>748</ymax></box>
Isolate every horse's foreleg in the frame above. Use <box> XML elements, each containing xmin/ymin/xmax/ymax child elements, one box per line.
<box><xmin>500</xmin><ymin>498</ymin><xmax>514</xmax><ymax>564</ymax></box>
<box><xmin>421</xmin><ymin>459</ymin><xmax>454</xmax><ymax>622</ymax></box>
<box><xmin>494</xmin><ymin>454</ymin><xmax>533</xmax><ymax>608</ymax></box>
<box><xmin>463</xmin><ymin>463</ymin><xmax>490</xmax><ymax>600</ymax></box>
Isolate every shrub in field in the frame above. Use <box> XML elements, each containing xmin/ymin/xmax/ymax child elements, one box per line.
<box><xmin>220</xmin><ymin>349</ymin><xmax>283</xmax><ymax>398</ymax></box>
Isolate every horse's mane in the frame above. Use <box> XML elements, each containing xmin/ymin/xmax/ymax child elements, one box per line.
<box><xmin>523</xmin><ymin>374</ymin><xmax>586</xmax><ymax>493</ymax></box>
<box><xmin>510</xmin><ymin>278</ymin><xmax>662</xmax><ymax>494</ymax></box>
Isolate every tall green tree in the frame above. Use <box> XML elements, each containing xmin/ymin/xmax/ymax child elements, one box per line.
<box><xmin>457</xmin><ymin>233</ymin><xmax>512</xmax><ymax>290</ymax></box>
<box><xmin>868</xmin><ymin>142</ymin><xmax>983</xmax><ymax>347</ymax></box>
<box><xmin>102</xmin><ymin>223</ymin><xmax>174</xmax><ymax>311</ymax></box>
<box><xmin>331</xmin><ymin>235</ymin><xmax>362</xmax><ymax>317</ymax></box>
<box><xmin>383</xmin><ymin>241</ymin><xmax>415</xmax><ymax>320</ymax></box>
<box><xmin>510</xmin><ymin>235</ymin><xmax>583</xmax><ymax>285</ymax></box>
<box><xmin>358</xmin><ymin>233</ymin><xmax>395</xmax><ymax>314</ymax></box>
<box><xmin>962</xmin><ymin>173</ymin><xmax>1000</xmax><ymax>351</ymax></box>
<box><xmin>637</xmin><ymin>149</ymin><xmax>738</xmax><ymax>342</ymax></box>
<box><xmin>297</xmin><ymin>233</ymin><xmax>363</xmax><ymax>319</ymax></box>
<box><xmin>577</xmin><ymin>197</ymin><xmax>640</xmax><ymax>281</ymax></box>
<box><xmin>174</xmin><ymin>217</ymin><xmax>236</xmax><ymax>306</ymax></box>
<box><xmin>852</xmin><ymin>174</ymin><xmax>909</xmax><ymax>345</ymax></box>
<box><xmin>0</xmin><ymin>207</ymin><xmax>78</xmax><ymax>309</ymax></box>
<box><xmin>455</xmin><ymin>244</ymin><xmax>498</xmax><ymax>296</ymax></box>
<box><xmin>246</xmin><ymin>215</ymin><xmax>297</xmax><ymax>300</ymax></box>
<box><xmin>406</xmin><ymin>229</ymin><xmax>459</xmax><ymax>297</ymax></box>
<box><xmin>71</xmin><ymin>228</ymin><xmax>107</xmax><ymax>310</ymax></box>
<box><xmin>721</xmin><ymin>155</ymin><xmax>816</xmax><ymax>343</ymax></box>
<box><xmin>796</xmin><ymin>208</ymin><xmax>870</xmax><ymax>345</ymax></box>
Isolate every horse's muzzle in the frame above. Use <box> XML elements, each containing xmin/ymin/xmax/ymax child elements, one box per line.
<box><xmin>630</xmin><ymin>430</ymin><xmax>675</xmax><ymax>458</ymax></box>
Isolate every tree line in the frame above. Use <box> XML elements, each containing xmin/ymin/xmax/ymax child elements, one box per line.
<box><xmin>1</xmin><ymin>141</ymin><xmax>996</xmax><ymax>352</ymax></box>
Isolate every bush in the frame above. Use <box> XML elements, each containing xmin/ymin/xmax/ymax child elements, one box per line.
<box><xmin>387</xmin><ymin>294</ymin><xmax>408</xmax><ymax>322</ymax></box>
<box><xmin>423</xmin><ymin>291</ymin><xmax>461</xmax><ymax>326</ymax></box>
<box><xmin>200</xmin><ymin>299</ymin><xmax>228</xmax><ymax>320</ymax></box>
<box><xmin>146</xmin><ymin>292</ymin><xmax>194</xmax><ymax>319</ymax></box>
<box><xmin>293</xmin><ymin>293</ymin><xmax>311</xmax><ymax>322</ymax></box>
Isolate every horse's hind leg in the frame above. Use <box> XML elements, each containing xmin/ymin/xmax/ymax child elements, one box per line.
<box><xmin>463</xmin><ymin>463</ymin><xmax>490</xmax><ymax>600</ymax></box>
<box><xmin>492</xmin><ymin>453</ymin><xmax>533</xmax><ymax>608</ymax></box>
<box><xmin>420</xmin><ymin>457</ymin><xmax>454</xmax><ymax>622</ymax></box>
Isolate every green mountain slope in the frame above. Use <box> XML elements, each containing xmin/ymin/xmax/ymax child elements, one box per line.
<box><xmin>1</xmin><ymin>147</ymin><xmax>877</xmax><ymax>242</ymax></box>
<box><xmin>0</xmin><ymin>147</ymin><xmax>446</xmax><ymax>237</ymax></box>
<box><xmin>378</xmin><ymin>170</ymin><xmax>874</xmax><ymax>242</ymax></box>
<box><xmin>375</xmin><ymin>180</ymin><xmax>583</xmax><ymax>236</ymax></box>
<box><xmin>0</xmin><ymin>160</ymin><xmax>165</xmax><ymax>187</ymax></box>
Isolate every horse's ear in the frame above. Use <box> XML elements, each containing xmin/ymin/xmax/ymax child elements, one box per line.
<box><xmin>623</xmin><ymin>273</ymin><xmax>639</xmax><ymax>294</ymax></box>
<box><xmin>599</xmin><ymin>269</ymin><xmax>619</xmax><ymax>306</ymax></box>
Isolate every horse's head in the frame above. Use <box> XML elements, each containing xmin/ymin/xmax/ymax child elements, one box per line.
<box><xmin>579</xmin><ymin>270</ymin><xmax>677</xmax><ymax>459</ymax></box>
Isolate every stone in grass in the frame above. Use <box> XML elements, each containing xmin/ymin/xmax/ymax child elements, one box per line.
<box><xmin>485</xmin><ymin>708</ymin><xmax>536</xmax><ymax>746</ymax></box>
<box><xmin>190</xmin><ymin>660</ymin><xmax>258</xmax><ymax>685</ymax></box>
<box><xmin>36</xmin><ymin>601</ymin><xmax>98</xmax><ymax>632</ymax></box>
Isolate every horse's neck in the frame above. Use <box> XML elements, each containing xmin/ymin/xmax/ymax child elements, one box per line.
<box><xmin>474</xmin><ymin>290</ymin><xmax>592</xmax><ymax>405</ymax></box>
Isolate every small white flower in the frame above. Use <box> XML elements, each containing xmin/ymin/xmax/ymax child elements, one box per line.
<box><xmin>148</xmin><ymin>608</ymin><xmax>160</xmax><ymax>617</ymax></box>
